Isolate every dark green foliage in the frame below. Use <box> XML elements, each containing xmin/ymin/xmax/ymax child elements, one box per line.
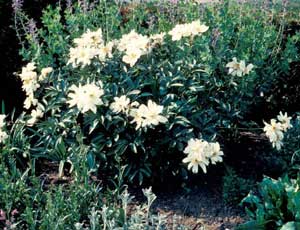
<box><xmin>222</xmin><ymin>167</ymin><xmax>254</xmax><ymax>206</ymax></box>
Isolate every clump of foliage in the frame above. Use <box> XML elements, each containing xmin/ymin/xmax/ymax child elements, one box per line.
<box><xmin>238</xmin><ymin>175</ymin><xmax>300</xmax><ymax>230</ymax></box>
<box><xmin>0</xmin><ymin>158</ymin><xmax>190</xmax><ymax>229</ymax></box>
<box><xmin>222</xmin><ymin>167</ymin><xmax>254</xmax><ymax>206</ymax></box>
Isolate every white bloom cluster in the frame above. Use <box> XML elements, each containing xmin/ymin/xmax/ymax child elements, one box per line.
<box><xmin>263</xmin><ymin>111</ymin><xmax>293</xmax><ymax>150</ymax></box>
<box><xmin>68</xmin><ymin>28</ymin><xmax>114</xmax><ymax>67</ymax></box>
<box><xmin>18</xmin><ymin>62</ymin><xmax>39</xmax><ymax>109</ymax></box>
<box><xmin>18</xmin><ymin>63</ymin><xmax>53</xmax><ymax>110</ymax></box>
<box><xmin>110</xmin><ymin>95</ymin><xmax>131</xmax><ymax>114</ymax></box>
<box><xmin>27</xmin><ymin>104</ymin><xmax>44</xmax><ymax>126</ymax></box>
<box><xmin>18</xmin><ymin>63</ymin><xmax>51</xmax><ymax>125</ymax></box>
<box><xmin>67</xmin><ymin>82</ymin><xmax>104</xmax><ymax>113</ymax></box>
<box><xmin>68</xmin><ymin>28</ymin><xmax>167</xmax><ymax>68</ymax></box>
<box><xmin>130</xmin><ymin>100</ymin><xmax>168</xmax><ymax>130</ymax></box>
<box><xmin>168</xmin><ymin>20</ymin><xmax>209</xmax><ymax>41</ymax></box>
<box><xmin>0</xmin><ymin>115</ymin><xmax>8</xmax><ymax>144</ymax></box>
<box><xmin>226</xmin><ymin>57</ymin><xmax>254</xmax><ymax>77</ymax></box>
<box><xmin>118</xmin><ymin>30</ymin><xmax>151</xmax><ymax>67</ymax></box>
<box><xmin>40</xmin><ymin>67</ymin><xmax>53</xmax><ymax>81</ymax></box>
<box><xmin>182</xmin><ymin>138</ymin><xmax>223</xmax><ymax>174</ymax></box>
<box><xmin>110</xmin><ymin>95</ymin><xmax>168</xmax><ymax>130</ymax></box>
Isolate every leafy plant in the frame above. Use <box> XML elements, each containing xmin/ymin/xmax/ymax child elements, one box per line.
<box><xmin>8</xmin><ymin>0</ymin><xmax>299</xmax><ymax>187</ymax></box>
<box><xmin>222</xmin><ymin>167</ymin><xmax>254</xmax><ymax>206</ymax></box>
<box><xmin>238</xmin><ymin>175</ymin><xmax>300</xmax><ymax>230</ymax></box>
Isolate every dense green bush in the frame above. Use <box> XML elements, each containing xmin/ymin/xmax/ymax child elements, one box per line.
<box><xmin>1</xmin><ymin>0</ymin><xmax>300</xmax><ymax>229</ymax></box>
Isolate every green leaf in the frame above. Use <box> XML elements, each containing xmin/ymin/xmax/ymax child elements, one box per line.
<box><xmin>236</xmin><ymin>220</ymin><xmax>269</xmax><ymax>230</ymax></box>
<box><xmin>280</xmin><ymin>222</ymin><xmax>300</xmax><ymax>230</ymax></box>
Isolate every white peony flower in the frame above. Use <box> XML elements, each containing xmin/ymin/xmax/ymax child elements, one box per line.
<box><xmin>130</xmin><ymin>100</ymin><xmax>167</xmax><ymax>129</ymax></box>
<box><xmin>277</xmin><ymin>111</ymin><xmax>292</xmax><ymax>132</ymax></box>
<box><xmin>208</xmin><ymin>142</ymin><xmax>224</xmax><ymax>164</ymax></box>
<box><xmin>0</xmin><ymin>131</ymin><xmax>8</xmax><ymax>144</ymax></box>
<box><xmin>27</xmin><ymin>106</ymin><xmax>44</xmax><ymax>126</ymax></box>
<box><xmin>168</xmin><ymin>20</ymin><xmax>209</xmax><ymax>41</ymax></box>
<box><xmin>150</xmin><ymin>32</ymin><xmax>166</xmax><ymax>45</ymax></box>
<box><xmin>99</xmin><ymin>41</ymin><xmax>114</xmax><ymax>61</ymax></box>
<box><xmin>168</xmin><ymin>24</ymin><xmax>185</xmax><ymax>41</ymax></box>
<box><xmin>183</xmin><ymin>138</ymin><xmax>209</xmax><ymax>156</ymax></box>
<box><xmin>143</xmin><ymin>100</ymin><xmax>168</xmax><ymax>127</ymax></box>
<box><xmin>264</xmin><ymin>119</ymin><xmax>284</xmax><ymax>150</ymax></box>
<box><xmin>122</xmin><ymin>47</ymin><xmax>142</xmax><ymax>67</ymax></box>
<box><xmin>0</xmin><ymin>115</ymin><xmax>6</xmax><ymax>129</ymax></box>
<box><xmin>182</xmin><ymin>152</ymin><xmax>209</xmax><ymax>174</ymax></box>
<box><xmin>226</xmin><ymin>58</ymin><xmax>254</xmax><ymax>76</ymax></box>
<box><xmin>24</xmin><ymin>93</ymin><xmax>38</xmax><ymax>110</ymax></box>
<box><xmin>110</xmin><ymin>95</ymin><xmax>130</xmax><ymax>114</ymax></box>
<box><xmin>39</xmin><ymin>67</ymin><xmax>53</xmax><ymax>81</ymax></box>
<box><xmin>74</xmin><ymin>28</ymin><xmax>103</xmax><ymax>48</ymax></box>
<box><xmin>67</xmin><ymin>82</ymin><xmax>104</xmax><ymax>114</ymax></box>
<box><xmin>183</xmin><ymin>138</ymin><xmax>223</xmax><ymax>174</ymax></box>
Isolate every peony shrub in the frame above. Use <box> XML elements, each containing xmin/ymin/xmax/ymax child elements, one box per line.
<box><xmin>5</xmin><ymin>0</ymin><xmax>299</xmax><ymax>185</ymax></box>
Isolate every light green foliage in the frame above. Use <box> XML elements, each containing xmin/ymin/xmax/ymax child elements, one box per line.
<box><xmin>0</xmin><ymin>158</ymin><xmax>189</xmax><ymax>229</ymax></box>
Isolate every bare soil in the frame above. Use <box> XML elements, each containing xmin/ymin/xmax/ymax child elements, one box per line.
<box><xmin>152</xmin><ymin>187</ymin><xmax>245</xmax><ymax>230</ymax></box>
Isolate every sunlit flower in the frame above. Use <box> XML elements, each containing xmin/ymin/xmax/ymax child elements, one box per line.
<box><xmin>68</xmin><ymin>46</ymin><xmax>98</xmax><ymax>67</ymax></box>
<box><xmin>208</xmin><ymin>142</ymin><xmax>224</xmax><ymax>164</ymax></box>
<box><xmin>21</xmin><ymin>62</ymin><xmax>36</xmax><ymax>73</ymax></box>
<box><xmin>0</xmin><ymin>115</ymin><xmax>6</xmax><ymax>129</ymax></box>
<box><xmin>118</xmin><ymin>30</ymin><xmax>149</xmax><ymax>53</ymax></box>
<box><xmin>0</xmin><ymin>131</ymin><xmax>8</xmax><ymax>144</ymax></box>
<box><xmin>27</xmin><ymin>106</ymin><xmax>44</xmax><ymax>126</ymax></box>
<box><xmin>74</xmin><ymin>28</ymin><xmax>103</xmax><ymax>48</ymax></box>
<box><xmin>189</xmin><ymin>20</ymin><xmax>209</xmax><ymax>36</ymax></box>
<box><xmin>143</xmin><ymin>100</ymin><xmax>168</xmax><ymax>127</ymax></box>
<box><xmin>183</xmin><ymin>138</ymin><xmax>223</xmax><ymax>173</ymax></box>
<box><xmin>122</xmin><ymin>47</ymin><xmax>142</xmax><ymax>67</ymax></box>
<box><xmin>226</xmin><ymin>58</ymin><xmax>243</xmax><ymax>76</ymax></box>
<box><xmin>243</xmin><ymin>63</ymin><xmax>254</xmax><ymax>75</ymax></box>
<box><xmin>24</xmin><ymin>93</ymin><xmax>38</xmax><ymax>110</ymax></box>
<box><xmin>150</xmin><ymin>32</ymin><xmax>166</xmax><ymax>45</ymax></box>
<box><xmin>99</xmin><ymin>41</ymin><xmax>114</xmax><ymax>61</ymax></box>
<box><xmin>168</xmin><ymin>24</ymin><xmax>185</xmax><ymax>41</ymax></box>
<box><xmin>264</xmin><ymin>119</ymin><xmax>284</xmax><ymax>150</ymax></box>
<box><xmin>68</xmin><ymin>28</ymin><xmax>106</xmax><ymax>67</ymax></box>
<box><xmin>183</xmin><ymin>138</ymin><xmax>209</xmax><ymax>155</ymax></box>
<box><xmin>182</xmin><ymin>152</ymin><xmax>209</xmax><ymax>173</ymax></box>
<box><xmin>130</xmin><ymin>100</ymin><xmax>167</xmax><ymax>129</ymax></box>
<box><xmin>277</xmin><ymin>111</ymin><xmax>292</xmax><ymax>132</ymax></box>
<box><xmin>168</xmin><ymin>20</ymin><xmax>209</xmax><ymax>41</ymax></box>
<box><xmin>110</xmin><ymin>95</ymin><xmax>130</xmax><ymax>114</ymax></box>
<box><xmin>67</xmin><ymin>82</ymin><xmax>104</xmax><ymax>113</ymax></box>
<box><xmin>40</xmin><ymin>67</ymin><xmax>53</xmax><ymax>81</ymax></box>
<box><xmin>226</xmin><ymin>58</ymin><xmax>254</xmax><ymax>76</ymax></box>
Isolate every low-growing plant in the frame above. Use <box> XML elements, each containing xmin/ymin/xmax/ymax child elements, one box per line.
<box><xmin>0</xmin><ymin>157</ymin><xmax>191</xmax><ymax>229</ymax></box>
<box><xmin>222</xmin><ymin>167</ymin><xmax>254</xmax><ymax>206</ymax></box>
<box><xmin>238</xmin><ymin>175</ymin><xmax>300</xmax><ymax>230</ymax></box>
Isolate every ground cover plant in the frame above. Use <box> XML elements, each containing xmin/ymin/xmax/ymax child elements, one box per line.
<box><xmin>1</xmin><ymin>0</ymin><xmax>300</xmax><ymax>229</ymax></box>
